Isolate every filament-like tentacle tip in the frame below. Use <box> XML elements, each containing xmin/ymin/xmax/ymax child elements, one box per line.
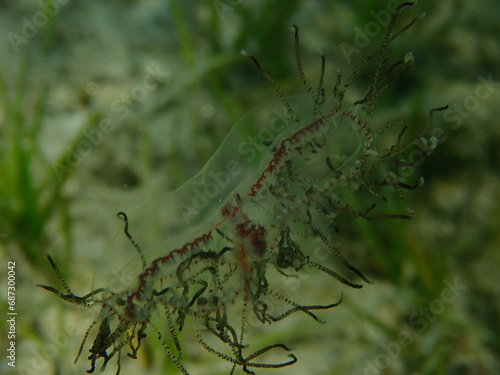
<box><xmin>404</xmin><ymin>52</ymin><xmax>414</xmax><ymax>64</ymax></box>
<box><xmin>337</xmin><ymin>291</ymin><xmax>344</xmax><ymax>304</ymax></box>
<box><xmin>117</xmin><ymin>211</ymin><xmax>127</xmax><ymax>222</ymax></box>
<box><xmin>398</xmin><ymin>1</ymin><xmax>417</xmax><ymax>12</ymax></box>
<box><xmin>241</xmin><ymin>50</ymin><xmax>259</xmax><ymax>67</ymax></box>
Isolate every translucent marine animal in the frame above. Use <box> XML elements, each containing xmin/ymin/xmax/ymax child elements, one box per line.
<box><xmin>39</xmin><ymin>2</ymin><xmax>446</xmax><ymax>374</ymax></box>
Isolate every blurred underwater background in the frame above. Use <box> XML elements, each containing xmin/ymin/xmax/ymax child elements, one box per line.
<box><xmin>0</xmin><ymin>1</ymin><xmax>499</xmax><ymax>374</ymax></box>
